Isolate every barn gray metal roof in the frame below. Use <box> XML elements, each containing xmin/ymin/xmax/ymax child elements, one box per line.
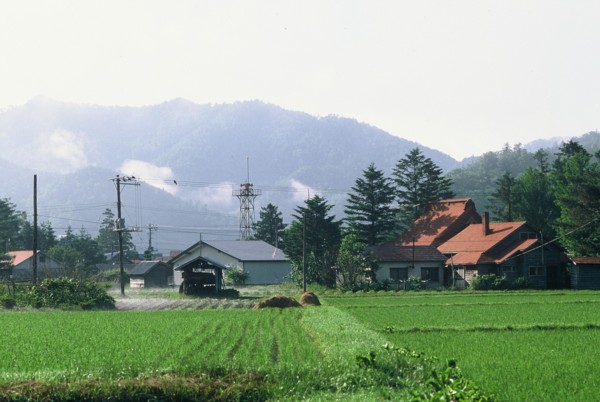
<box><xmin>203</xmin><ymin>240</ymin><xmax>288</xmax><ymax>261</ymax></box>
<box><xmin>129</xmin><ymin>261</ymin><xmax>170</xmax><ymax>276</ymax></box>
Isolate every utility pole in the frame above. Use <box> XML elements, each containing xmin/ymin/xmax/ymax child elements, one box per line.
<box><xmin>146</xmin><ymin>224</ymin><xmax>158</xmax><ymax>259</ymax></box>
<box><xmin>112</xmin><ymin>175</ymin><xmax>140</xmax><ymax>296</ymax></box>
<box><xmin>32</xmin><ymin>175</ymin><xmax>38</xmax><ymax>285</ymax></box>
<box><xmin>302</xmin><ymin>189</ymin><xmax>310</xmax><ymax>293</ymax></box>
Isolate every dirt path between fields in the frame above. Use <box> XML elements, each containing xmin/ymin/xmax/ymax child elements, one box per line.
<box><xmin>114</xmin><ymin>297</ymin><xmax>255</xmax><ymax>311</ymax></box>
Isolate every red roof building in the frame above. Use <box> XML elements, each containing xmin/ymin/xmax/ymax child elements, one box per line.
<box><xmin>398</xmin><ymin>198</ymin><xmax>481</xmax><ymax>247</ymax></box>
<box><xmin>373</xmin><ymin>199</ymin><xmax>568</xmax><ymax>289</ymax></box>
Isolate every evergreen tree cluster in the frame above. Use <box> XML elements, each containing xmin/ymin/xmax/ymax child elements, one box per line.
<box><xmin>253</xmin><ymin>148</ymin><xmax>454</xmax><ymax>287</ymax></box>
<box><xmin>487</xmin><ymin>141</ymin><xmax>600</xmax><ymax>256</ymax></box>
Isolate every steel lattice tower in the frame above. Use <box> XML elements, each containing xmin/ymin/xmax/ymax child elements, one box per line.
<box><xmin>233</xmin><ymin>158</ymin><xmax>261</xmax><ymax>240</ymax></box>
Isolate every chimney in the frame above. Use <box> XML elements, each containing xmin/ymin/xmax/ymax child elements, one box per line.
<box><xmin>482</xmin><ymin>212</ymin><xmax>490</xmax><ymax>236</ymax></box>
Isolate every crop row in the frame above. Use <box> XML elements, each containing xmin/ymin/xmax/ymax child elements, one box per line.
<box><xmin>324</xmin><ymin>289</ymin><xmax>600</xmax><ymax>308</ymax></box>
<box><xmin>0</xmin><ymin>309</ymin><xmax>320</xmax><ymax>382</ymax></box>
<box><xmin>330</xmin><ymin>291</ymin><xmax>600</xmax><ymax>401</ymax></box>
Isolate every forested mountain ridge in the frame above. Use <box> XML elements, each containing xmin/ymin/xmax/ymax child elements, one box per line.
<box><xmin>449</xmin><ymin>133</ymin><xmax>600</xmax><ymax>216</ymax></box>
<box><xmin>0</xmin><ymin>97</ymin><xmax>456</xmax><ymax>251</ymax></box>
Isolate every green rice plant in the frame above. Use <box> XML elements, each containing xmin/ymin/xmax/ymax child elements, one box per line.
<box><xmin>330</xmin><ymin>290</ymin><xmax>600</xmax><ymax>401</ymax></box>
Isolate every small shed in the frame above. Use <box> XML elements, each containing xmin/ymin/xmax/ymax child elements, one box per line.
<box><xmin>129</xmin><ymin>261</ymin><xmax>173</xmax><ymax>288</ymax></box>
<box><xmin>570</xmin><ymin>257</ymin><xmax>600</xmax><ymax>290</ymax></box>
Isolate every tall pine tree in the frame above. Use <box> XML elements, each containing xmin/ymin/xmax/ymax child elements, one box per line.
<box><xmin>488</xmin><ymin>172</ymin><xmax>516</xmax><ymax>221</ymax></box>
<box><xmin>551</xmin><ymin>141</ymin><xmax>600</xmax><ymax>256</ymax></box>
<box><xmin>283</xmin><ymin>195</ymin><xmax>342</xmax><ymax>287</ymax></box>
<box><xmin>344</xmin><ymin>163</ymin><xmax>396</xmax><ymax>246</ymax></box>
<box><xmin>393</xmin><ymin>148</ymin><xmax>454</xmax><ymax>230</ymax></box>
<box><xmin>252</xmin><ymin>203</ymin><xmax>286</xmax><ymax>247</ymax></box>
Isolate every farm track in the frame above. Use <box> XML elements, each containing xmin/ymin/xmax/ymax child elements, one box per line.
<box><xmin>115</xmin><ymin>298</ymin><xmax>255</xmax><ymax>310</ymax></box>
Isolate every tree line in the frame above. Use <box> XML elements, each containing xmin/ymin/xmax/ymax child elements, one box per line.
<box><xmin>254</xmin><ymin>141</ymin><xmax>600</xmax><ymax>289</ymax></box>
<box><xmin>253</xmin><ymin>148</ymin><xmax>454</xmax><ymax>289</ymax></box>
<box><xmin>1</xmin><ymin>141</ymin><xmax>599</xmax><ymax>289</ymax></box>
<box><xmin>0</xmin><ymin>207</ymin><xmax>139</xmax><ymax>279</ymax></box>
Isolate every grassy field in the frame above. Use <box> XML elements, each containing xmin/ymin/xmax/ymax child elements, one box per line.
<box><xmin>325</xmin><ymin>290</ymin><xmax>600</xmax><ymax>401</ymax></box>
<box><xmin>3</xmin><ymin>288</ymin><xmax>596</xmax><ymax>400</ymax></box>
<box><xmin>0</xmin><ymin>302</ymin><xmax>482</xmax><ymax>401</ymax></box>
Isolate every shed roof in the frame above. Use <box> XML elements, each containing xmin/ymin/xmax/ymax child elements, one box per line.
<box><xmin>129</xmin><ymin>261</ymin><xmax>170</xmax><ymax>276</ymax></box>
<box><xmin>7</xmin><ymin>251</ymin><xmax>34</xmax><ymax>266</ymax></box>
<box><xmin>571</xmin><ymin>257</ymin><xmax>600</xmax><ymax>265</ymax></box>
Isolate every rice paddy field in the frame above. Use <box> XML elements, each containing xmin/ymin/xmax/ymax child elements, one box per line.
<box><xmin>1</xmin><ymin>289</ymin><xmax>598</xmax><ymax>400</ymax></box>
<box><xmin>325</xmin><ymin>290</ymin><xmax>600</xmax><ymax>401</ymax></box>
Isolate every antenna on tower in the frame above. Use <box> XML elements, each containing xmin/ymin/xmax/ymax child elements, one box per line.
<box><xmin>233</xmin><ymin>157</ymin><xmax>261</xmax><ymax>240</ymax></box>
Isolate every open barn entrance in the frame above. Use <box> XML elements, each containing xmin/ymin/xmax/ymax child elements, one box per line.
<box><xmin>174</xmin><ymin>257</ymin><xmax>226</xmax><ymax>295</ymax></box>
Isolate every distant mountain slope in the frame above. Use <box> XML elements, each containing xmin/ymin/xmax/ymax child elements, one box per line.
<box><xmin>0</xmin><ymin>97</ymin><xmax>458</xmax><ymax>252</ymax></box>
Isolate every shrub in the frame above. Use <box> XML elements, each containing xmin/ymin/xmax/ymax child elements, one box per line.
<box><xmin>25</xmin><ymin>277</ymin><xmax>116</xmax><ymax>309</ymax></box>
<box><xmin>224</xmin><ymin>268</ymin><xmax>249</xmax><ymax>286</ymax></box>
<box><xmin>404</xmin><ymin>276</ymin><xmax>428</xmax><ymax>291</ymax></box>
<box><xmin>0</xmin><ymin>295</ymin><xmax>15</xmax><ymax>309</ymax></box>
<box><xmin>512</xmin><ymin>276</ymin><xmax>528</xmax><ymax>289</ymax></box>
<box><xmin>471</xmin><ymin>274</ymin><xmax>510</xmax><ymax>290</ymax></box>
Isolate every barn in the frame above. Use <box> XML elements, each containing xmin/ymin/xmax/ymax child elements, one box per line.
<box><xmin>170</xmin><ymin>239</ymin><xmax>291</xmax><ymax>292</ymax></box>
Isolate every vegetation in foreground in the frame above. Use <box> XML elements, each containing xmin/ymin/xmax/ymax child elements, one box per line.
<box><xmin>0</xmin><ymin>299</ymin><xmax>491</xmax><ymax>401</ymax></box>
<box><xmin>328</xmin><ymin>290</ymin><xmax>600</xmax><ymax>401</ymax></box>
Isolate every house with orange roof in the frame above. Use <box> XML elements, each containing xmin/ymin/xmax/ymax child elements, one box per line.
<box><xmin>373</xmin><ymin>198</ymin><xmax>567</xmax><ymax>289</ymax></box>
<box><xmin>372</xmin><ymin>198</ymin><xmax>482</xmax><ymax>287</ymax></box>
<box><xmin>4</xmin><ymin>250</ymin><xmax>64</xmax><ymax>282</ymax></box>
<box><xmin>438</xmin><ymin>212</ymin><xmax>566</xmax><ymax>288</ymax></box>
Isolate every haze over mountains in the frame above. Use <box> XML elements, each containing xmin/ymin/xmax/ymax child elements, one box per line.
<box><xmin>0</xmin><ymin>97</ymin><xmax>457</xmax><ymax>253</ymax></box>
<box><xmin>0</xmin><ymin>97</ymin><xmax>584</xmax><ymax>254</ymax></box>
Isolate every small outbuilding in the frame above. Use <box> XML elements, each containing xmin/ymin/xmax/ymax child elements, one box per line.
<box><xmin>129</xmin><ymin>261</ymin><xmax>173</xmax><ymax>288</ymax></box>
<box><xmin>570</xmin><ymin>257</ymin><xmax>600</xmax><ymax>290</ymax></box>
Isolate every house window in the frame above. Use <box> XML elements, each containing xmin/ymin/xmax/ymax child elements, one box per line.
<box><xmin>529</xmin><ymin>266</ymin><xmax>546</xmax><ymax>276</ymax></box>
<box><xmin>421</xmin><ymin>267</ymin><xmax>439</xmax><ymax>283</ymax></box>
<box><xmin>501</xmin><ymin>265</ymin><xmax>516</xmax><ymax>273</ymax></box>
<box><xmin>39</xmin><ymin>255</ymin><xmax>46</xmax><ymax>263</ymax></box>
<box><xmin>389</xmin><ymin>268</ymin><xmax>408</xmax><ymax>282</ymax></box>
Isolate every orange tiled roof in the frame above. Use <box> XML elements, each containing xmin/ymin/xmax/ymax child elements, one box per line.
<box><xmin>438</xmin><ymin>221</ymin><xmax>531</xmax><ymax>265</ymax></box>
<box><xmin>399</xmin><ymin>198</ymin><xmax>481</xmax><ymax>247</ymax></box>
<box><xmin>7</xmin><ymin>250</ymin><xmax>35</xmax><ymax>266</ymax></box>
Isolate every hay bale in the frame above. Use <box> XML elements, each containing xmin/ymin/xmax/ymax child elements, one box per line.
<box><xmin>299</xmin><ymin>292</ymin><xmax>321</xmax><ymax>306</ymax></box>
<box><xmin>253</xmin><ymin>295</ymin><xmax>302</xmax><ymax>309</ymax></box>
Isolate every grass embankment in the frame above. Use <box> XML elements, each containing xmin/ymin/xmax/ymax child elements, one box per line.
<box><xmin>0</xmin><ymin>305</ymin><xmax>489</xmax><ymax>401</ymax></box>
<box><xmin>325</xmin><ymin>290</ymin><xmax>600</xmax><ymax>401</ymax></box>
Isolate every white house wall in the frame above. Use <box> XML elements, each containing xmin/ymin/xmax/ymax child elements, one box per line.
<box><xmin>375</xmin><ymin>261</ymin><xmax>444</xmax><ymax>286</ymax></box>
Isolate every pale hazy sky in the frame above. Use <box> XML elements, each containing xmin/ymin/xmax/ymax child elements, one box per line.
<box><xmin>1</xmin><ymin>1</ymin><xmax>599</xmax><ymax>160</ymax></box>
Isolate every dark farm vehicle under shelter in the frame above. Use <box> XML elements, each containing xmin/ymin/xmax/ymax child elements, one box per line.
<box><xmin>174</xmin><ymin>257</ymin><xmax>225</xmax><ymax>295</ymax></box>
